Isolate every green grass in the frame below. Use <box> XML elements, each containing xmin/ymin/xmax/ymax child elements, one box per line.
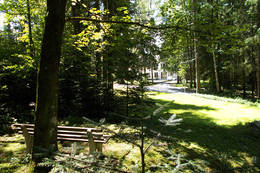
<box><xmin>145</xmin><ymin>92</ymin><xmax>260</xmax><ymax>172</ymax></box>
<box><xmin>1</xmin><ymin>92</ymin><xmax>260</xmax><ymax>172</ymax></box>
<box><xmin>0</xmin><ymin>135</ymin><xmax>29</xmax><ymax>173</ymax></box>
<box><xmin>151</xmin><ymin>92</ymin><xmax>260</xmax><ymax>125</ymax></box>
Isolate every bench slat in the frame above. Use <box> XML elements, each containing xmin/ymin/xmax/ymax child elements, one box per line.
<box><xmin>57</xmin><ymin>126</ymin><xmax>102</xmax><ymax>132</ymax></box>
<box><xmin>13</xmin><ymin>123</ymin><xmax>110</xmax><ymax>145</ymax></box>
<box><xmin>57</xmin><ymin>137</ymin><xmax>106</xmax><ymax>143</ymax></box>
<box><xmin>16</xmin><ymin>130</ymin><xmax>104</xmax><ymax>137</ymax></box>
<box><xmin>13</xmin><ymin>124</ymin><xmax>102</xmax><ymax>132</ymax></box>
<box><xmin>57</xmin><ymin>133</ymin><xmax>105</xmax><ymax>139</ymax></box>
<box><xmin>16</xmin><ymin>132</ymin><xmax>107</xmax><ymax>143</ymax></box>
<box><xmin>13</xmin><ymin>123</ymin><xmax>110</xmax><ymax>154</ymax></box>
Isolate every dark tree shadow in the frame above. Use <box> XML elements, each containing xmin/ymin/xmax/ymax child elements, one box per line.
<box><xmin>143</xmin><ymin>99</ymin><xmax>260</xmax><ymax>173</ymax></box>
<box><xmin>0</xmin><ymin>139</ymin><xmax>28</xmax><ymax>172</ymax></box>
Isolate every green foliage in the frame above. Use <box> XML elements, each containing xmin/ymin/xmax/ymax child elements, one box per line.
<box><xmin>1</xmin><ymin>0</ymin><xmax>260</xmax><ymax>172</ymax></box>
<box><xmin>36</xmin><ymin>148</ymin><xmax>125</xmax><ymax>173</ymax></box>
<box><xmin>0</xmin><ymin>30</ymin><xmax>36</xmax><ymax>122</ymax></box>
<box><xmin>152</xmin><ymin>151</ymin><xmax>205</xmax><ymax>173</ymax></box>
<box><xmin>160</xmin><ymin>0</ymin><xmax>260</xmax><ymax>98</ymax></box>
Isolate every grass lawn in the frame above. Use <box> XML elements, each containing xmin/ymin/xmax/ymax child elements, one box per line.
<box><xmin>145</xmin><ymin>92</ymin><xmax>260</xmax><ymax>172</ymax></box>
<box><xmin>1</xmin><ymin>92</ymin><xmax>260</xmax><ymax>172</ymax></box>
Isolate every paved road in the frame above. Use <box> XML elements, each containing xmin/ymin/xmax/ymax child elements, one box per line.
<box><xmin>114</xmin><ymin>81</ymin><xmax>194</xmax><ymax>94</ymax></box>
<box><xmin>145</xmin><ymin>81</ymin><xmax>194</xmax><ymax>94</ymax></box>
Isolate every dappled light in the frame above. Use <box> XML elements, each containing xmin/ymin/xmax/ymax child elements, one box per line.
<box><xmin>1</xmin><ymin>0</ymin><xmax>260</xmax><ymax>172</ymax></box>
<box><xmin>0</xmin><ymin>135</ymin><xmax>28</xmax><ymax>172</ymax></box>
<box><xmin>145</xmin><ymin>93</ymin><xmax>260</xmax><ymax>172</ymax></box>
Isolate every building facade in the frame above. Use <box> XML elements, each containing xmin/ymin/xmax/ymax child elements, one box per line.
<box><xmin>145</xmin><ymin>62</ymin><xmax>177</xmax><ymax>80</ymax></box>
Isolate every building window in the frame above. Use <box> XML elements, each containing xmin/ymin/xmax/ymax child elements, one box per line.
<box><xmin>154</xmin><ymin>72</ymin><xmax>158</xmax><ymax>79</ymax></box>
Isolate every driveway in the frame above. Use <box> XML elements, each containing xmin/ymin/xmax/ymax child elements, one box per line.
<box><xmin>145</xmin><ymin>81</ymin><xmax>194</xmax><ymax>94</ymax></box>
<box><xmin>114</xmin><ymin>80</ymin><xmax>194</xmax><ymax>94</ymax></box>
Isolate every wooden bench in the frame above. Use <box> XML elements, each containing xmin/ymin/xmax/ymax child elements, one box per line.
<box><xmin>12</xmin><ymin>124</ymin><xmax>110</xmax><ymax>154</ymax></box>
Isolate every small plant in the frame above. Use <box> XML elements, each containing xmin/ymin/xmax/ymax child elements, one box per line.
<box><xmin>83</xmin><ymin>102</ymin><xmax>183</xmax><ymax>173</ymax></box>
<box><xmin>154</xmin><ymin>149</ymin><xmax>205</xmax><ymax>173</ymax></box>
<box><xmin>37</xmin><ymin>148</ymin><xmax>126</xmax><ymax>173</ymax></box>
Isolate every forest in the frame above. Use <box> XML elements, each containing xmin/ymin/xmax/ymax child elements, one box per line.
<box><xmin>0</xmin><ymin>0</ymin><xmax>260</xmax><ymax>173</ymax></box>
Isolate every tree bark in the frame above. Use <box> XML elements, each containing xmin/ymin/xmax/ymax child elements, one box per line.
<box><xmin>212</xmin><ymin>49</ymin><xmax>220</xmax><ymax>93</ymax></box>
<box><xmin>257</xmin><ymin>48</ymin><xmax>260</xmax><ymax>100</ymax></box>
<box><xmin>257</xmin><ymin>0</ymin><xmax>260</xmax><ymax>101</ymax></box>
<box><xmin>26</xmin><ymin>0</ymin><xmax>34</xmax><ymax>57</ymax></box>
<box><xmin>193</xmin><ymin>0</ymin><xmax>200</xmax><ymax>93</ymax></box>
<box><xmin>189</xmin><ymin>62</ymin><xmax>193</xmax><ymax>88</ymax></box>
<box><xmin>151</xmin><ymin>66</ymin><xmax>154</xmax><ymax>83</ymax></box>
<box><xmin>95</xmin><ymin>0</ymin><xmax>102</xmax><ymax>84</ymax></box>
<box><xmin>71</xmin><ymin>1</ymin><xmax>82</xmax><ymax>34</ymax></box>
<box><xmin>189</xmin><ymin>45</ymin><xmax>193</xmax><ymax>88</ymax></box>
<box><xmin>194</xmin><ymin>38</ymin><xmax>200</xmax><ymax>93</ymax></box>
<box><xmin>32</xmin><ymin>0</ymin><xmax>67</xmax><ymax>170</ymax></box>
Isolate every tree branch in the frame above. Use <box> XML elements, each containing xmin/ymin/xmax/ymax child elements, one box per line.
<box><xmin>66</xmin><ymin>17</ymin><xmax>204</xmax><ymax>33</ymax></box>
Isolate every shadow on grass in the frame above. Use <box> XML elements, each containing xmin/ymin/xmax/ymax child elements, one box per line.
<box><xmin>57</xmin><ymin>94</ymin><xmax>260</xmax><ymax>172</ymax></box>
<box><xmin>0</xmin><ymin>137</ymin><xmax>28</xmax><ymax>172</ymax></box>
<box><xmin>163</xmin><ymin>100</ymin><xmax>216</xmax><ymax>111</ymax></box>
<box><xmin>144</xmin><ymin>99</ymin><xmax>260</xmax><ymax>173</ymax></box>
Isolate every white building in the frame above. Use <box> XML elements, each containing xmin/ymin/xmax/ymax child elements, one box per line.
<box><xmin>145</xmin><ymin>62</ymin><xmax>177</xmax><ymax>80</ymax></box>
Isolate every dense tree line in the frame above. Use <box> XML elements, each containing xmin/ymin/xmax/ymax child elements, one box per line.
<box><xmin>0</xmin><ymin>0</ymin><xmax>158</xmax><ymax>121</ymax></box>
<box><xmin>0</xmin><ymin>0</ymin><xmax>159</xmax><ymax>170</ymax></box>
<box><xmin>160</xmin><ymin>0</ymin><xmax>260</xmax><ymax>101</ymax></box>
<box><xmin>1</xmin><ymin>0</ymin><xmax>260</xmax><ymax>171</ymax></box>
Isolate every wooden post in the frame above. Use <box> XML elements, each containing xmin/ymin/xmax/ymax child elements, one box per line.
<box><xmin>21</xmin><ymin>125</ymin><xmax>33</xmax><ymax>154</ymax></box>
<box><xmin>87</xmin><ymin>130</ymin><xmax>96</xmax><ymax>154</ymax></box>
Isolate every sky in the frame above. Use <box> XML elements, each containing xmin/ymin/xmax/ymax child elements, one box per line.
<box><xmin>0</xmin><ymin>0</ymin><xmax>3</xmax><ymax>30</ymax></box>
<box><xmin>0</xmin><ymin>13</ymin><xmax>4</xmax><ymax>30</ymax></box>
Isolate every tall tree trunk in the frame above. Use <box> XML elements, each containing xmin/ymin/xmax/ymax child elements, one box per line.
<box><xmin>71</xmin><ymin>2</ymin><xmax>82</xmax><ymax>34</ymax></box>
<box><xmin>193</xmin><ymin>60</ymin><xmax>196</xmax><ymax>88</ymax></box>
<box><xmin>94</xmin><ymin>0</ymin><xmax>103</xmax><ymax>115</ymax></box>
<box><xmin>212</xmin><ymin>49</ymin><xmax>220</xmax><ymax>93</ymax></box>
<box><xmin>194</xmin><ymin>38</ymin><xmax>200</xmax><ymax>93</ymax></box>
<box><xmin>189</xmin><ymin>62</ymin><xmax>193</xmax><ymax>88</ymax></box>
<box><xmin>210</xmin><ymin>0</ymin><xmax>220</xmax><ymax>93</ymax></box>
<box><xmin>257</xmin><ymin>0</ymin><xmax>260</xmax><ymax>101</ymax></box>
<box><xmin>95</xmin><ymin>0</ymin><xmax>102</xmax><ymax>84</ymax></box>
<box><xmin>188</xmin><ymin>45</ymin><xmax>193</xmax><ymax>88</ymax></box>
<box><xmin>102</xmin><ymin>0</ymin><xmax>116</xmax><ymax>115</ymax></box>
<box><xmin>193</xmin><ymin>0</ymin><xmax>200</xmax><ymax>93</ymax></box>
<box><xmin>26</xmin><ymin>0</ymin><xmax>34</xmax><ymax>57</ymax></box>
<box><xmin>32</xmin><ymin>0</ymin><xmax>67</xmax><ymax>171</ymax></box>
<box><xmin>250</xmin><ymin>47</ymin><xmax>256</xmax><ymax>99</ymax></box>
<box><xmin>151</xmin><ymin>66</ymin><xmax>154</xmax><ymax>83</ymax></box>
<box><xmin>257</xmin><ymin>48</ymin><xmax>260</xmax><ymax>101</ymax></box>
<box><xmin>242</xmin><ymin>49</ymin><xmax>246</xmax><ymax>98</ymax></box>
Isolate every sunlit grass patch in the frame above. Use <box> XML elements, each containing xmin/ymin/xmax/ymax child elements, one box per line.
<box><xmin>3</xmin><ymin>142</ymin><xmax>25</xmax><ymax>153</ymax></box>
<box><xmin>0</xmin><ymin>135</ymin><xmax>29</xmax><ymax>173</ymax></box>
<box><xmin>149</xmin><ymin>92</ymin><xmax>260</xmax><ymax>126</ymax></box>
<box><xmin>103</xmin><ymin>140</ymin><xmax>168</xmax><ymax>172</ymax></box>
<box><xmin>147</xmin><ymin>92</ymin><xmax>260</xmax><ymax>172</ymax></box>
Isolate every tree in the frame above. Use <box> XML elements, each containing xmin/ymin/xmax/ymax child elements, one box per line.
<box><xmin>257</xmin><ymin>0</ymin><xmax>260</xmax><ymax>101</ymax></box>
<box><xmin>192</xmin><ymin>0</ymin><xmax>201</xmax><ymax>93</ymax></box>
<box><xmin>26</xmin><ymin>0</ymin><xmax>34</xmax><ymax>57</ymax></box>
<box><xmin>32</xmin><ymin>0</ymin><xmax>67</xmax><ymax>171</ymax></box>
